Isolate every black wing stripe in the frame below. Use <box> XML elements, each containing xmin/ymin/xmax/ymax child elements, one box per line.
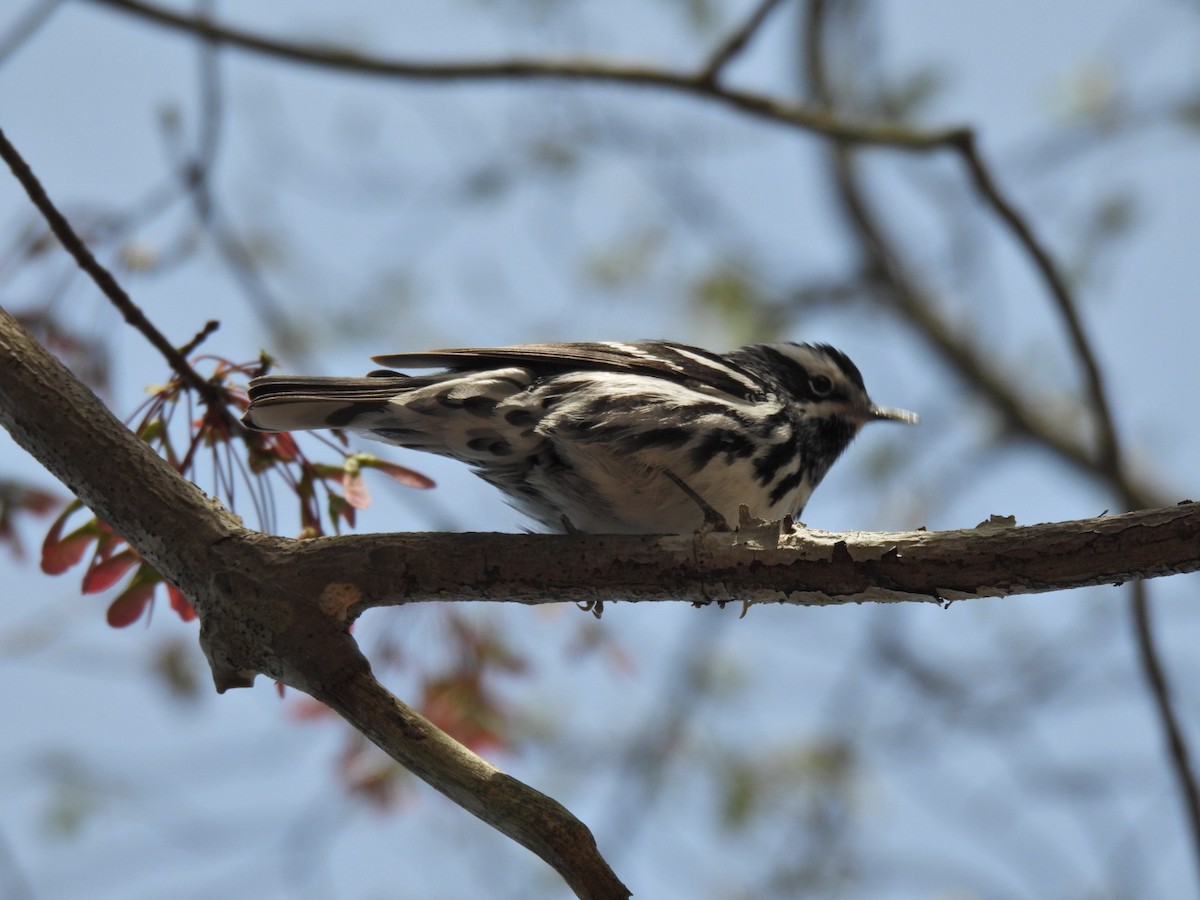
<box><xmin>371</xmin><ymin>341</ymin><xmax>766</xmax><ymax>400</ymax></box>
<box><xmin>248</xmin><ymin>375</ymin><xmax>417</xmax><ymax>405</ymax></box>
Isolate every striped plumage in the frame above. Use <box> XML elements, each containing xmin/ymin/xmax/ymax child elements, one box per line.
<box><xmin>243</xmin><ymin>341</ymin><xmax>915</xmax><ymax>534</ymax></box>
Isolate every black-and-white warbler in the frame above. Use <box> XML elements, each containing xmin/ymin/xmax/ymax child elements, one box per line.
<box><xmin>243</xmin><ymin>341</ymin><xmax>916</xmax><ymax>534</ymax></box>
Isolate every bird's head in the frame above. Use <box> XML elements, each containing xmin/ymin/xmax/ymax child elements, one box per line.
<box><xmin>736</xmin><ymin>342</ymin><xmax>918</xmax><ymax>428</ymax></box>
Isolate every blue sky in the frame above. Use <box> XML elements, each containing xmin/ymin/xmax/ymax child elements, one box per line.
<box><xmin>2</xmin><ymin>2</ymin><xmax>1200</xmax><ymax>897</ymax></box>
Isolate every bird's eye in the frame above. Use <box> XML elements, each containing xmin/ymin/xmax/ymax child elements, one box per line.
<box><xmin>809</xmin><ymin>374</ymin><xmax>834</xmax><ymax>397</ymax></box>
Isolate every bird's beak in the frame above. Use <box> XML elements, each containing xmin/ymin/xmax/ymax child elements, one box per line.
<box><xmin>870</xmin><ymin>405</ymin><xmax>919</xmax><ymax>425</ymax></box>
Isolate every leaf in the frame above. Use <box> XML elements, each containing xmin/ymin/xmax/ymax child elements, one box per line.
<box><xmin>336</xmin><ymin>739</ymin><xmax>407</xmax><ymax>810</ymax></box>
<box><xmin>82</xmin><ymin>548</ymin><xmax>141</xmax><ymax>594</ymax></box>
<box><xmin>324</xmin><ymin>492</ymin><xmax>353</xmax><ymax>531</ymax></box>
<box><xmin>270</xmin><ymin>432</ymin><xmax>300</xmax><ymax>462</ymax></box>
<box><xmin>358</xmin><ymin>456</ymin><xmax>435</xmax><ymax>490</ymax></box>
<box><xmin>166</xmin><ymin>583</ymin><xmax>196</xmax><ymax>622</ymax></box>
<box><xmin>10</xmin><ymin>484</ymin><xmax>59</xmax><ymax>515</ymax></box>
<box><xmin>693</xmin><ymin>265</ymin><xmax>762</xmax><ymax>321</ymax></box>
<box><xmin>342</xmin><ymin>471</ymin><xmax>371</xmax><ymax>509</ymax></box>
<box><xmin>420</xmin><ymin>675</ymin><xmax>506</xmax><ymax>754</ymax></box>
<box><xmin>312</xmin><ymin>462</ymin><xmax>346</xmax><ymax>483</ymax></box>
<box><xmin>41</xmin><ymin>527</ymin><xmax>97</xmax><ymax>575</ymax></box>
<box><xmin>91</xmin><ymin>525</ymin><xmax>124</xmax><ymax>562</ymax></box>
<box><xmin>447</xmin><ymin>613</ymin><xmax>528</xmax><ymax>675</ymax></box>
<box><xmin>289</xmin><ymin>697</ymin><xmax>333</xmax><ymax>720</ymax></box>
<box><xmin>137</xmin><ymin>417</ymin><xmax>165</xmax><ymax>443</ymax></box>
<box><xmin>41</xmin><ymin>500</ymin><xmax>97</xmax><ymax>575</ymax></box>
<box><xmin>106</xmin><ymin>580</ymin><xmax>156</xmax><ymax>628</ymax></box>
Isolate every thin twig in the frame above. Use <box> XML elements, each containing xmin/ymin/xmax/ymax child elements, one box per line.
<box><xmin>952</xmin><ymin>134</ymin><xmax>1122</xmax><ymax>477</ymax></box>
<box><xmin>802</xmin><ymin>0</ymin><xmax>1200</xmax><ymax>886</ymax></box>
<box><xmin>0</xmin><ymin>130</ymin><xmax>185</xmax><ymax>376</ymax></box>
<box><xmin>52</xmin><ymin>0</ymin><xmax>1200</xmax><ymax>883</ymax></box>
<box><xmin>192</xmin><ymin>0</ymin><xmax>221</xmax><ymax>176</ymax></box>
<box><xmin>1131</xmin><ymin>580</ymin><xmax>1200</xmax><ymax>885</ymax></box>
<box><xmin>833</xmin><ymin>142</ymin><xmax>1163</xmax><ymax>500</ymax></box>
<box><xmin>700</xmin><ymin>0</ymin><xmax>792</xmax><ymax>84</ymax></box>
<box><xmin>801</xmin><ymin>0</ymin><xmax>830</xmax><ymax>103</ymax></box>
<box><xmin>205</xmin><ymin>213</ymin><xmax>299</xmax><ymax>355</ymax></box>
<box><xmin>956</xmin><ymin>131</ymin><xmax>1200</xmax><ymax>874</ymax></box>
<box><xmin>178</xmin><ymin>319</ymin><xmax>219</xmax><ymax>357</ymax></box>
<box><xmin>87</xmin><ymin>0</ymin><xmax>965</xmax><ymax>150</ymax></box>
<box><xmin>0</xmin><ymin>0</ymin><xmax>61</xmax><ymax>66</ymax></box>
<box><xmin>173</xmin><ymin>0</ymin><xmax>301</xmax><ymax>357</ymax></box>
<box><xmin>940</xmin><ymin>51</ymin><xmax>1198</xmax><ymax>892</ymax></box>
<box><xmin>0</xmin><ymin>127</ymin><xmax>231</xmax><ymax>413</ymax></box>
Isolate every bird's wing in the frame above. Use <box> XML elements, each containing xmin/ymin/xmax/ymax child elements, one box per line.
<box><xmin>371</xmin><ymin>341</ymin><xmax>767</xmax><ymax>401</ymax></box>
<box><xmin>246</xmin><ymin>373</ymin><xmax>439</xmax><ymax>405</ymax></box>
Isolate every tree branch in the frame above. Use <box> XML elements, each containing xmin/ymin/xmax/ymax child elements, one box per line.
<box><xmin>15</xmin><ymin>5</ymin><xmax>1198</xmax><ymax>890</ymax></box>
<box><xmin>828</xmin><ymin>137</ymin><xmax>1200</xmax><ymax>900</ymax></box>
<box><xmin>700</xmin><ymin>0</ymin><xmax>792</xmax><ymax>84</ymax></box>
<box><xmin>802</xmin><ymin>0</ymin><xmax>1200</xmax><ymax>884</ymax></box>
<box><xmin>2</xmin><ymin>291</ymin><xmax>1197</xmax><ymax>618</ymax></box>
<box><xmin>831</xmin><ymin>142</ymin><xmax>1164</xmax><ymax>505</ymax></box>
<box><xmin>314</xmin><ymin>663</ymin><xmax>629</xmax><ymax>900</ymax></box>
<box><xmin>950</xmin><ymin>132</ymin><xmax>1123</xmax><ymax>481</ymax></box>
<box><xmin>256</xmin><ymin>506</ymin><xmax>1200</xmax><ymax>614</ymax></box>
<box><xmin>78</xmin><ymin>0</ymin><xmax>1125</xmax><ymax>482</ymax></box>
<box><xmin>0</xmin><ymin>0</ymin><xmax>61</xmax><ymax>66</ymax></box>
<box><xmin>0</xmin><ymin>305</ymin><xmax>629</xmax><ymax>900</ymax></box>
<box><xmin>85</xmin><ymin>0</ymin><xmax>964</xmax><ymax>150</ymax></box>
<box><xmin>5</xmin><ymin>291</ymin><xmax>1200</xmax><ymax>893</ymax></box>
<box><xmin>1130</xmin><ymin>579</ymin><xmax>1200</xmax><ymax>887</ymax></box>
<box><xmin>0</xmin><ymin>127</ymin><xmax>237</xmax><ymax>426</ymax></box>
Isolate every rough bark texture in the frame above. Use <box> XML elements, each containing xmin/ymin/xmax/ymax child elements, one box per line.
<box><xmin>3</xmin><ymin>304</ymin><xmax>1199</xmax><ymax>898</ymax></box>
<box><xmin>0</xmin><ymin>307</ymin><xmax>630</xmax><ymax>899</ymax></box>
<box><xmin>275</xmin><ymin>507</ymin><xmax>1200</xmax><ymax>615</ymax></box>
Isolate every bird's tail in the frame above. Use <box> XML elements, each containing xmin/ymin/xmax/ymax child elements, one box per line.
<box><xmin>242</xmin><ymin>373</ymin><xmax>417</xmax><ymax>433</ymax></box>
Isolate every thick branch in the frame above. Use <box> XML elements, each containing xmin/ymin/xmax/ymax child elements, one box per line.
<box><xmin>3</xmin><ymin>296</ymin><xmax>1197</xmax><ymax>620</ymax></box>
<box><xmin>313</xmin><ymin>664</ymin><xmax>629</xmax><ymax>900</ymax></box>
<box><xmin>5</xmin><ymin>291</ymin><xmax>1200</xmax><ymax>895</ymax></box>
<box><xmin>0</xmin><ymin>306</ymin><xmax>629</xmax><ymax>900</ymax></box>
<box><xmin>252</xmin><ymin>506</ymin><xmax>1200</xmax><ymax>615</ymax></box>
<box><xmin>8</xmin><ymin>11</ymin><xmax>1196</xmax><ymax>886</ymax></box>
<box><xmin>0</xmin><ymin>308</ymin><xmax>242</xmax><ymax>595</ymax></box>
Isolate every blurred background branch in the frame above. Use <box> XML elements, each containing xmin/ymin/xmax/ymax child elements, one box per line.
<box><xmin>2</xmin><ymin>0</ymin><xmax>1199</xmax><ymax>897</ymax></box>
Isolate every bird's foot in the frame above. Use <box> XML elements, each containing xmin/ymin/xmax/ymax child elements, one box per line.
<box><xmin>665</xmin><ymin>471</ymin><xmax>730</xmax><ymax>533</ymax></box>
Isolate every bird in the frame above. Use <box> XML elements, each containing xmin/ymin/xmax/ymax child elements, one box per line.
<box><xmin>242</xmin><ymin>340</ymin><xmax>916</xmax><ymax>534</ymax></box>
